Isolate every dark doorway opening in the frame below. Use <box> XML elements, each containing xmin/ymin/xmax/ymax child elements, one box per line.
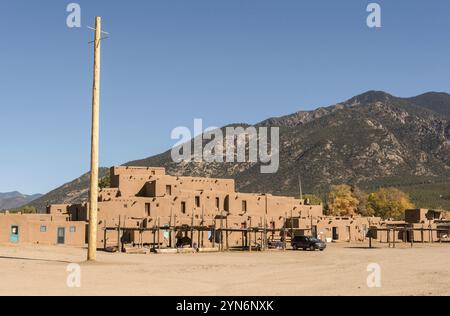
<box><xmin>57</xmin><ymin>227</ymin><xmax>65</xmax><ymax>245</ymax></box>
<box><xmin>332</xmin><ymin>227</ymin><xmax>339</xmax><ymax>240</ymax></box>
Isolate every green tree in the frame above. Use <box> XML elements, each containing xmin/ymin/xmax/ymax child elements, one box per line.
<box><xmin>11</xmin><ymin>206</ymin><xmax>37</xmax><ymax>214</ymax></box>
<box><xmin>99</xmin><ymin>175</ymin><xmax>110</xmax><ymax>189</ymax></box>
<box><xmin>353</xmin><ymin>186</ymin><xmax>373</xmax><ymax>217</ymax></box>
<box><xmin>366</xmin><ymin>188</ymin><xmax>414</xmax><ymax>220</ymax></box>
<box><xmin>303</xmin><ymin>194</ymin><xmax>322</xmax><ymax>205</ymax></box>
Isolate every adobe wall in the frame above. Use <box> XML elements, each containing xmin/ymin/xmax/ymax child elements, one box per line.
<box><xmin>43</xmin><ymin>166</ymin><xmax>448</xmax><ymax>248</ymax></box>
<box><xmin>289</xmin><ymin>216</ymin><xmax>380</xmax><ymax>243</ymax></box>
<box><xmin>47</xmin><ymin>204</ymin><xmax>70</xmax><ymax>215</ymax></box>
<box><xmin>405</xmin><ymin>209</ymin><xmax>430</xmax><ymax>224</ymax></box>
<box><xmin>0</xmin><ymin>213</ymin><xmax>85</xmax><ymax>246</ymax></box>
<box><xmin>405</xmin><ymin>209</ymin><xmax>448</xmax><ymax>224</ymax></box>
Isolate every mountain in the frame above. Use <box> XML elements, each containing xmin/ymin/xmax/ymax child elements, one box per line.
<box><xmin>0</xmin><ymin>192</ymin><xmax>43</xmax><ymax>210</ymax></box>
<box><xmin>28</xmin><ymin>168</ymin><xmax>109</xmax><ymax>212</ymax></box>
<box><xmin>408</xmin><ymin>92</ymin><xmax>450</xmax><ymax>117</ymax></box>
<box><xmin>28</xmin><ymin>91</ymin><xmax>450</xmax><ymax>211</ymax></box>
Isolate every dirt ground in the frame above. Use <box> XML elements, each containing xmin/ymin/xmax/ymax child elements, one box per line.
<box><xmin>0</xmin><ymin>242</ymin><xmax>449</xmax><ymax>296</ymax></box>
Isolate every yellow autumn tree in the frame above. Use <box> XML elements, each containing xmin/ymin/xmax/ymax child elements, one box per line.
<box><xmin>366</xmin><ymin>188</ymin><xmax>414</xmax><ymax>220</ymax></box>
<box><xmin>327</xmin><ymin>185</ymin><xmax>359</xmax><ymax>216</ymax></box>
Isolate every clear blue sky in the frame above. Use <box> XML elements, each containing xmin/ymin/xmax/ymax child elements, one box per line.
<box><xmin>1</xmin><ymin>0</ymin><xmax>449</xmax><ymax>194</ymax></box>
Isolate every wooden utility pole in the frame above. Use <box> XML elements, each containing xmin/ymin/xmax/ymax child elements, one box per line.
<box><xmin>298</xmin><ymin>174</ymin><xmax>303</xmax><ymax>201</ymax></box>
<box><xmin>88</xmin><ymin>16</ymin><xmax>102</xmax><ymax>261</ymax></box>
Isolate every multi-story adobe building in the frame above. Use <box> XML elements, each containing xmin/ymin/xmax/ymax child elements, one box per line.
<box><xmin>47</xmin><ymin>166</ymin><xmax>382</xmax><ymax>249</ymax></box>
<box><xmin>2</xmin><ymin>166</ymin><xmax>447</xmax><ymax>249</ymax></box>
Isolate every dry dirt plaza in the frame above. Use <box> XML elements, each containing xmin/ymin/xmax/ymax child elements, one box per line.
<box><xmin>0</xmin><ymin>242</ymin><xmax>449</xmax><ymax>296</ymax></box>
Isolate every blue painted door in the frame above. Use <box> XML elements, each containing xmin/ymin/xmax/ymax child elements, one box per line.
<box><xmin>10</xmin><ymin>225</ymin><xmax>19</xmax><ymax>243</ymax></box>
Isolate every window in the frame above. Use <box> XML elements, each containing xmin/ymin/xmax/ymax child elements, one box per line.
<box><xmin>224</xmin><ymin>196</ymin><xmax>230</xmax><ymax>212</ymax></box>
<box><xmin>242</xmin><ymin>200</ymin><xmax>247</xmax><ymax>213</ymax></box>
<box><xmin>215</xmin><ymin>197</ymin><xmax>220</xmax><ymax>209</ymax></box>
<box><xmin>69</xmin><ymin>226</ymin><xmax>76</xmax><ymax>233</ymax></box>
<box><xmin>166</xmin><ymin>185</ymin><xmax>172</xmax><ymax>196</ymax></box>
<box><xmin>181</xmin><ymin>202</ymin><xmax>186</xmax><ymax>214</ymax></box>
<box><xmin>40</xmin><ymin>225</ymin><xmax>47</xmax><ymax>233</ymax></box>
<box><xmin>195</xmin><ymin>196</ymin><xmax>200</xmax><ymax>208</ymax></box>
<box><xmin>145</xmin><ymin>203</ymin><xmax>151</xmax><ymax>217</ymax></box>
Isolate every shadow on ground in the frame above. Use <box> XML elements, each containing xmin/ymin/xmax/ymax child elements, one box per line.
<box><xmin>0</xmin><ymin>256</ymin><xmax>72</xmax><ymax>264</ymax></box>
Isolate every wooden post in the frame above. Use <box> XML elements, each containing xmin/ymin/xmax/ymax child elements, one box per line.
<box><xmin>264</xmin><ymin>196</ymin><xmax>268</xmax><ymax>251</ymax></box>
<box><xmin>117</xmin><ymin>216</ymin><xmax>121</xmax><ymax>253</ymax></box>
<box><xmin>212</xmin><ymin>219</ymin><xmax>216</xmax><ymax>249</ymax></box>
<box><xmin>259</xmin><ymin>216</ymin><xmax>262</xmax><ymax>251</ymax></box>
<box><xmin>290</xmin><ymin>209</ymin><xmax>294</xmax><ymax>240</ymax></box>
<box><xmin>282</xmin><ymin>216</ymin><xmax>286</xmax><ymax>251</ymax></box>
<box><xmin>387</xmin><ymin>228</ymin><xmax>390</xmax><ymax>248</ymax></box>
<box><xmin>169</xmin><ymin>208</ymin><xmax>173</xmax><ymax>248</ymax></box>
<box><xmin>152</xmin><ymin>222</ymin><xmax>156</xmax><ymax>252</ymax></box>
<box><xmin>201</xmin><ymin>206</ymin><xmax>205</xmax><ymax>248</ymax></box>
<box><xmin>421</xmin><ymin>227</ymin><xmax>424</xmax><ymax>243</ymax></box>
<box><xmin>197</xmin><ymin>226</ymin><xmax>201</xmax><ymax>250</ymax></box>
<box><xmin>284</xmin><ymin>212</ymin><xmax>288</xmax><ymax>250</ymax></box>
<box><xmin>248</xmin><ymin>217</ymin><xmax>252</xmax><ymax>252</ymax></box>
<box><xmin>103</xmin><ymin>221</ymin><xmax>107</xmax><ymax>251</ymax></box>
<box><xmin>191</xmin><ymin>210</ymin><xmax>195</xmax><ymax>248</ymax></box>
<box><xmin>156</xmin><ymin>217</ymin><xmax>160</xmax><ymax>249</ymax></box>
<box><xmin>220</xmin><ymin>215</ymin><xmax>224</xmax><ymax>252</ymax></box>
<box><xmin>225</xmin><ymin>215</ymin><xmax>229</xmax><ymax>251</ymax></box>
<box><xmin>263</xmin><ymin>214</ymin><xmax>267</xmax><ymax>251</ymax></box>
<box><xmin>196</xmin><ymin>211</ymin><xmax>201</xmax><ymax>250</ymax></box>
<box><xmin>173</xmin><ymin>214</ymin><xmax>177</xmax><ymax>248</ymax></box>
<box><xmin>393</xmin><ymin>228</ymin><xmax>396</xmax><ymax>248</ymax></box>
<box><xmin>87</xmin><ymin>16</ymin><xmax>102</xmax><ymax>262</ymax></box>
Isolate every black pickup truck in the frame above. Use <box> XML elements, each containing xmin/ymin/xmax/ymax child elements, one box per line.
<box><xmin>291</xmin><ymin>236</ymin><xmax>326</xmax><ymax>251</ymax></box>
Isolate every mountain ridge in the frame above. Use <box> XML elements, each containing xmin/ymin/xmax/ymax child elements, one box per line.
<box><xmin>0</xmin><ymin>191</ymin><xmax>43</xmax><ymax>210</ymax></box>
<box><xmin>28</xmin><ymin>90</ymin><xmax>450</xmax><ymax>211</ymax></box>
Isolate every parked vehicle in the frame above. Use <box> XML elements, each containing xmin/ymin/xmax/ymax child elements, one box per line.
<box><xmin>291</xmin><ymin>236</ymin><xmax>326</xmax><ymax>251</ymax></box>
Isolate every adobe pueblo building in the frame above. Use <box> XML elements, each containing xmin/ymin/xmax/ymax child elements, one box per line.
<box><xmin>1</xmin><ymin>166</ymin><xmax>448</xmax><ymax>250</ymax></box>
<box><xmin>373</xmin><ymin>208</ymin><xmax>450</xmax><ymax>244</ymax></box>
<box><xmin>48</xmin><ymin>166</ymin><xmax>384</xmax><ymax>251</ymax></box>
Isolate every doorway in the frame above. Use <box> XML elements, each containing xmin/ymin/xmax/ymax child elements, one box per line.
<box><xmin>57</xmin><ymin>227</ymin><xmax>66</xmax><ymax>245</ymax></box>
<box><xmin>10</xmin><ymin>225</ymin><xmax>19</xmax><ymax>243</ymax></box>
<box><xmin>332</xmin><ymin>227</ymin><xmax>339</xmax><ymax>240</ymax></box>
